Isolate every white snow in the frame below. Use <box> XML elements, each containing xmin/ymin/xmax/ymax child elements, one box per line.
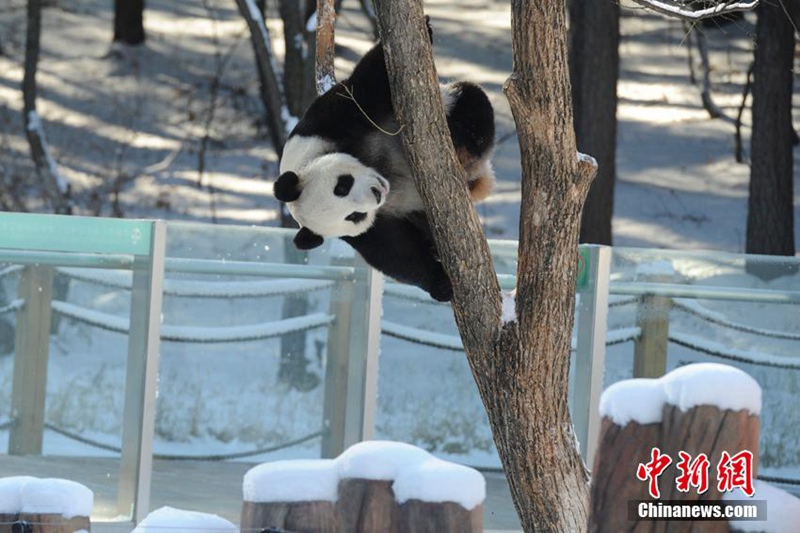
<box><xmin>576</xmin><ymin>151</ymin><xmax>597</xmax><ymax>167</ymax></box>
<box><xmin>318</xmin><ymin>74</ymin><xmax>336</xmax><ymax>94</ymax></box>
<box><xmin>725</xmin><ymin>480</ymin><xmax>800</xmax><ymax>532</ymax></box>
<box><xmin>599</xmin><ymin>363</ymin><xmax>762</xmax><ymax>426</ymax></box>
<box><xmin>501</xmin><ymin>289</ymin><xmax>516</xmax><ymax>324</ymax></box>
<box><xmin>0</xmin><ymin>477</ymin><xmax>93</xmax><ymax>518</ymax></box>
<box><xmin>337</xmin><ymin>440</ymin><xmax>433</xmax><ymax>480</ymax></box>
<box><xmin>281</xmin><ymin>105</ymin><xmax>299</xmax><ymax>135</ymax></box>
<box><xmin>132</xmin><ymin>506</ymin><xmax>237</xmax><ymax>533</ymax></box>
<box><xmin>26</xmin><ymin>111</ymin><xmax>70</xmax><ymax>195</ymax></box>
<box><xmin>599</xmin><ymin>378</ymin><xmax>667</xmax><ymax>426</ymax></box>
<box><xmin>306</xmin><ymin>12</ymin><xmax>317</xmax><ymax>33</ymax></box>
<box><xmin>392</xmin><ymin>457</ymin><xmax>486</xmax><ymax>510</ymax></box>
<box><xmin>243</xmin><ymin>459</ymin><xmax>340</xmax><ymax>503</ymax></box>
<box><xmin>382</xmin><ymin>320</ymin><xmax>463</xmax><ymax>351</ymax></box>
<box><xmin>244</xmin><ymin>441</ymin><xmax>485</xmax><ymax>509</ymax></box>
<box><xmin>661</xmin><ymin>363</ymin><xmax>761</xmax><ymax>415</ymax></box>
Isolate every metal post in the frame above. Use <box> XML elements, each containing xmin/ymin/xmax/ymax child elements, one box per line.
<box><xmin>321</xmin><ymin>254</ymin><xmax>383</xmax><ymax>458</ymax></box>
<box><xmin>633</xmin><ymin>278</ymin><xmax>671</xmax><ymax>379</ymax></box>
<box><xmin>322</xmin><ymin>255</ymin><xmax>355</xmax><ymax>458</ymax></box>
<box><xmin>9</xmin><ymin>265</ymin><xmax>54</xmax><ymax>455</ymax></box>
<box><xmin>573</xmin><ymin>245</ymin><xmax>611</xmax><ymax>469</ymax></box>
<box><xmin>117</xmin><ymin>221</ymin><xmax>166</xmax><ymax>522</ymax></box>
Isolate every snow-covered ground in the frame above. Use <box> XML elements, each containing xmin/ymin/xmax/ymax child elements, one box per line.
<box><xmin>1</xmin><ymin>0</ymin><xmax>799</xmax><ymax>512</ymax></box>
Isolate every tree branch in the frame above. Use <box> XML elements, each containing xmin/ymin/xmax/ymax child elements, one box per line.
<box><xmin>315</xmin><ymin>0</ymin><xmax>337</xmax><ymax>95</ymax></box>
<box><xmin>372</xmin><ymin>0</ymin><xmax>502</xmax><ymax>357</ymax></box>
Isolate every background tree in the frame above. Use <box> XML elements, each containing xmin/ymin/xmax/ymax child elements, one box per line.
<box><xmin>372</xmin><ymin>0</ymin><xmax>596</xmax><ymax>530</ymax></box>
<box><xmin>569</xmin><ymin>0</ymin><xmax>620</xmax><ymax>245</ymax></box>
<box><xmin>113</xmin><ymin>0</ymin><xmax>145</xmax><ymax>46</ymax></box>
<box><xmin>746</xmin><ymin>0</ymin><xmax>795</xmax><ymax>259</ymax></box>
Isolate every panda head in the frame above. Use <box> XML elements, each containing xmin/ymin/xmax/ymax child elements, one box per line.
<box><xmin>274</xmin><ymin>153</ymin><xmax>391</xmax><ymax>250</ymax></box>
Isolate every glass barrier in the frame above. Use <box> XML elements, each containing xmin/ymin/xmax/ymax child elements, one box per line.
<box><xmin>0</xmin><ymin>212</ymin><xmax>164</xmax><ymax>523</ymax></box>
<box><xmin>3</xmin><ymin>212</ymin><xmax>798</xmax><ymax>523</ymax></box>
<box><xmin>604</xmin><ymin>247</ymin><xmax>800</xmax><ymax>489</ymax></box>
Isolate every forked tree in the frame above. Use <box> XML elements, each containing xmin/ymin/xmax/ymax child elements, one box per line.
<box><xmin>371</xmin><ymin>1</ymin><xmax>596</xmax><ymax>530</ymax></box>
<box><xmin>369</xmin><ymin>0</ymin><xmax>759</xmax><ymax>530</ymax></box>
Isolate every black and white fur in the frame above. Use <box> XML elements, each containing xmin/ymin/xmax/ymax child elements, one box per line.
<box><xmin>274</xmin><ymin>27</ymin><xmax>495</xmax><ymax>302</ymax></box>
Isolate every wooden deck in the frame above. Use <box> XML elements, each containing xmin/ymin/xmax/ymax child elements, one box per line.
<box><xmin>1</xmin><ymin>455</ymin><xmax>522</xmax><ymax>531</ymax></box>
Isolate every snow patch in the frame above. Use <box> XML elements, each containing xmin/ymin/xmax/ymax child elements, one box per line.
<box><xmin>306</xmin><ymin>12</ymin><xmax>317</xmax><ymax>32</ymax></box>
<box><xmin>243</xmin><ymin>459</ymin><xmax>339</xmax><ymax>503</ymax></box>
<box><xmin>599</xmin><ymin>378</ymin><xmax>667</xmax><ymax>426</ymax></box>
<box><xmin>243</xmin><ymin>441</ymin><xmax>485</xmax><ymax>509</ymax></box>
<box><xmin>661</xmin><ymin>363</ymin><xmax>761</xmax><ymax>415</ymax></box>
<box><xmin>393</xmin><ymin>457</ymin><xmax>486</xmax><ymax>510</ymax></box>
<box><xmin>635</xmin><ymin>259</ymin><xmax>675</xmax><ymax>278</ymax></box>
<box><xmin>501</xmin><ymin>289</ymin><xmax>516</xmax><ymax>324</ymax></box>
<box><xmin>318</xmin><ymin>75</ymin><xmax>336</xmax><ymax>94</ymax></box>
<box><xmin>337</xmin><ymin>440</ymin><xmax>433</xmax><ymax>480</ymax></box>
<box><xmin>577</xmin><ymin>151</ymin><xmax>597</xmax><ymax>167</ymax></box>
<box><xmin>0</xmin><ymin>476</ymin><xmax>93</xmax><ymax>517</ymax></box>
<box><xmin>599</xmin><ymin>363</ymin><xmax>761</xmax><ymax>426</ymax></box>
<box><xmin>724</xmin><ymin>480</ymin><xmax>800</xmax><ymax>532</ymax></box>
<box><xmin>132</xmin><ymin>506</ymin><xmax>237</xmax><ymax>533</ymax></box>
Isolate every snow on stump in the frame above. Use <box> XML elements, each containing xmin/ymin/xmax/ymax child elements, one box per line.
<box><xmin>241</xmin><ymin>459</ymin><xmax>341</xmax><ymax>532</ymax></box>
<box><xmin>241</xmin><ymin>441</ymin><xmax>485</xmax><ymax>532</ymax></box>
<box><xmin>590</xmin><ymin>363</ymin><xmax>761</xmax><ymax>532</ymax></box>
<box><xmin>0</xmin><ymin>476</ymin><xmax>93</xmax><ymax>533</ymax></box>
<box><xmin>725</xmin><ymin>480</ymin><xmax>800</xmax><ymax>533</ymax></box>
<box><xmin>132</xmin><ymin>506</ymin><xmax>237</xmax><ymax>533</ymax></box>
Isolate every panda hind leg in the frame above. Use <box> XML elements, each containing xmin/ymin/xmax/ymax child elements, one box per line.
<box><xmin>444</xmin><ymin>81</ymin><xmax>496</xmax><ymax>160</ymax></box>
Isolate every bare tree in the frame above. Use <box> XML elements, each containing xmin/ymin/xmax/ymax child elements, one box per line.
<box><xmin>113</xmin><ymin>0</ymin><xmax>145</xmax><ymax>46</ymax></box>
<box><xmin>23</xmin><ymin>0</ymin><xmax>72</xmax><ymax>215</ymax></box>
<box><xmin>569</xmin><ymin>0</ymin><xmax>620</xmax><ymax>245</ymax></box>
<box><xmin>371</xmin><ymin>0</ymin><xmax>596</xmax><ymax>530</ymax></box>
<box><xmin>746</xmin><ymin>0</ymin><xmax>795</xmax><ymax>259</ymax></box>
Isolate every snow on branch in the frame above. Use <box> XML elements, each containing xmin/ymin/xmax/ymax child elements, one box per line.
<box><xmin>631</xmin><ymin>0</ymin><xmax>759</xmax><ymax>21</ymax></box>
<box><xmin>315</xmin><ymin>0</ymin><xmax>337</xmax><ymax>95</ymax></box>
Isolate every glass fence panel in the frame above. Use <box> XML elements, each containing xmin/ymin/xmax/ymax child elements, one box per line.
<box><xmin>0</xmin><ymin>212</ymin><xmax>160</xmax><ymax>523</ymax></box>
<box><xmin>605</xmin><ymin>247</ymin><xmax>800</xmax><ymax>487</ymax></box>
<box><xmin>147</xmin><ymin>222</ymin><xmax>374</xmax><ymax>520</ymax></box>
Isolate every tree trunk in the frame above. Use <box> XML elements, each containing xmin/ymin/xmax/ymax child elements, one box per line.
<box><xmin>113</xmin><ymin>0</ymin><xmax>145</xmax><ymax>46</ymax></box>
<box><xmin>746</xmin><ymin>1</ymin><xmax>795</xmax><ymax>257</ymax></box>
<box><xmin>569</xmin><ymin>0</ymin><xmax>620</xmax><ymax>245</ymax></box>
<box><xmin>371</xmin><ymin>1</ymin><xmax>595</xmax><ymax>531</ymax></box>
<box><xmin>23</xmin><ymin>0</ymin><xmax>72</xmax><ymax>215</ymax></box>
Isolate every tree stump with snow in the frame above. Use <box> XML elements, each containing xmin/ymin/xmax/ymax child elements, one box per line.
<box><xmin>241</xmin><ymin>441</ymin><xmax>484</xmax><ymax>533</ymax></box>
<box><xmin>0</xmin><ymin>477</ymin><xmax>92</xmax><ymax>533</ymax></box>
<box><xmin>590</xmin><ymin>363</ymin><xmax>761</xmax><ymax>533</ymax></box>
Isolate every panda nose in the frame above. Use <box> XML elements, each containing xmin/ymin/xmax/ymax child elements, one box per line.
<box><xmin>371</xmin><ymin>186</ymin><xmax>383</xmax><ymax>204</ymax></box>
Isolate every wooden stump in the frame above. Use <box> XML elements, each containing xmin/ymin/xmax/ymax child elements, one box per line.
<box><xmin>17</xmin><ymin>514</ymin><xmax>90</xmax><ymax>533</ymax></box>
<box><xmin>589</xmin><ymin>418</ymin><xmax>662</xmax><ymax>533</ymax></box>
<box><xmin>336</xmin><ymin>479</ymin><xmax>397</xmax><ymax>533</ymax></box>
<box><xmin>590</xmin><ymin>364</ymin><xmax>761</xmax><ymax>533</ymax></box>
<box><xmin>397</xmin><ymin>499</ymin><xmax>482</xmax><ymax>533</ymax></box>
<box><xmin>241</xmin><ymin>500</ymin><xmax>340</xmax><ymax>532</ymax></box>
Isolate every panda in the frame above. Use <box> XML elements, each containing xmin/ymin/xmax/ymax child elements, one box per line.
<box><xmin>273</xmin><ymin>24</ymin><xmax>495</xmax><ymax>302</ymax></box>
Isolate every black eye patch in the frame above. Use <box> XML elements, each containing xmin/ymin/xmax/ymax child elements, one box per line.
<box><xmin>345</xmin><ymin>211</ymin><xmax>367</xmax><ymax>223</ymax></box>
<box><xmin>334</xmin><ymin>174</ymin><xmax>355</xmax><ymax>197</ymax></box>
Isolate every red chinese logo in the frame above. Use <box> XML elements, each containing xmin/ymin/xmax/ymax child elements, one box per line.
<box><xmin>637</xmin><ymin>448</ymin><xmax>754</xmax><ymax>498</ymax></box>
<box><xmin>717</xmin><ymin>450</ymin><xmax>755</xmax><ymax>497</ymax></box>
<box><xmin>675</xmin><ymin>451</ymin><xmax>710</xmax><ymax>494</ymax></box>
<box><xmin>636</xmin><ymin>447</ymin><xmax>672</xmax><ymax>499</ymax></box>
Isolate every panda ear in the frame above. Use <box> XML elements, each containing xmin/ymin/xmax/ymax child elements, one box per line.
<box><xmin>294</xmin><ymin>227</ymin><xmax>324</xmax><ymax>250</ymax></box>
<box><xmin>274</xmin><ymin>172</ymin><xmax>302</xmax><ymax>202</ymax></box>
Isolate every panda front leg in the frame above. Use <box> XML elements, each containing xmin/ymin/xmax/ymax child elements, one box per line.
<box><xmin>342</xmin><ymin>215</ymin><xmax>453</xmax><ymax>302</ymax></box>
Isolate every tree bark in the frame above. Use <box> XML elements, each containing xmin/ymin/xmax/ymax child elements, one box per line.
<box><xmin>746</xmin><ymin>1</ymin><xmax>795</xmax><ymax>257</ymax></box>
<box><xmin>372</xmin><ymin>1</ymin><xmax>595</xmax><ymax>531</ymax></box>
<box><xmin>23</xmin><ymin>0</ymin><xmax>72</xmax><ymax>215</ymax></box>
<box><xmin>569</xmin><ymin>0</ymin><xmax>620</xmax><ymax>245</ymax></box>
<box><xmin>113</xmin><ymin>0</ymin><xmax>145</xmax><ymax>46</ymax></box>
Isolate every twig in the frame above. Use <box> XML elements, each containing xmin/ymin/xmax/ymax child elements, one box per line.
<box><xmin>734</xmin><ymin>61</ymin><xmax>754</xmax><ymax>163</ymax></box>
